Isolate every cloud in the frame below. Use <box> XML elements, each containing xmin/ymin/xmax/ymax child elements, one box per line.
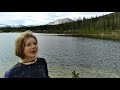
<box><xmin>0</xmin><ymin>12</ymin><xmax>113</xmax><ymax>25</ymax></box>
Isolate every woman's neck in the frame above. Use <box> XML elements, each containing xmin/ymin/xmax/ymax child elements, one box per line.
<box><xmin>19</xmin><ymin>57</ymin><xmax>37</xmax><ymax>64</ymax></box>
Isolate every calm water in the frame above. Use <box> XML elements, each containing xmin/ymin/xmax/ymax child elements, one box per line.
<box><xmin>1</xmin><ymin>33</ymin><xmax>120</xmax><ymax>78</ymax></box>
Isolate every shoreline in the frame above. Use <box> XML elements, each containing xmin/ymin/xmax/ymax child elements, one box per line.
<box><xmin>1</xmin><ymin>31</ymin><xmax>120</xmax><ymax>41</ymax></box>
<box><xmin>48</xmin><ymin>34</ymin><xmax>120</xmax><ymax>41</ymax></box>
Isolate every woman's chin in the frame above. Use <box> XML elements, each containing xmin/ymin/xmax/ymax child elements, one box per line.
<box><xmin>30</xmin><ymin>55</ymin><xmax>37</xmax><ymax>58</ymax></box>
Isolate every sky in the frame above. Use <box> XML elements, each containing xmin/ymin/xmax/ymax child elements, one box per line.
<box><xmin>0</xmin><ymin>12</ymin><xmax>113</xmax><ymax>26</ymax></box>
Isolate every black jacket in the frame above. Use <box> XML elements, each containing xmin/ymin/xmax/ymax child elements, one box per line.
<box><xmin>4</xmin><ymin>57</ymin><xmax>50</xmax><ymax>78</ymax></box>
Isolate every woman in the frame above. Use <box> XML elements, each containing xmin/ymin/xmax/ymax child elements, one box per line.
<box><xmin>4</xmin><ymin>30</ymin><xmax>50</xmax><ymax>78</ymax></box>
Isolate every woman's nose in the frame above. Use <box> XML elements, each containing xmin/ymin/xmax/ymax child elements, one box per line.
<box><xmin>32</xmin><ymin>44</ymin><xmax>37</xmax><ymax>48</ymax></box>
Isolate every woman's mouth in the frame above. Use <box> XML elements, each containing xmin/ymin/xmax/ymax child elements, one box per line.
<box><xmin>30</xmin><ymin>50</ymin><xmax>37</xmax><ymax>54</ymax></box>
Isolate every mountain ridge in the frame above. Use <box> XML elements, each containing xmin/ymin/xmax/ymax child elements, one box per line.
<box><xmin>0</xmin><ymin>18</ymin><xmax>75</xmax><ymax>28</ymax></box>
<box><xmin>47</xmin><ymin>18</ymin><xmax>74</xmax><ymax>25</ymax></box>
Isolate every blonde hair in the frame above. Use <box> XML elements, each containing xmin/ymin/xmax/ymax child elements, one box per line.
<box><xmin>15</xmin><ymin>30</ymin><xmax>37</xmax><ymax>59</ymax></box>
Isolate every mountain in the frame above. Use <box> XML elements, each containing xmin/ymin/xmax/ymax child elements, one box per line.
<box><xmin>0</xmin><ymin>24</ymin><xmax>31</xmax><ymax>28</ymax></box>
<box><xmin>73</xmin><ymin>17</ymin><xmax>82</xmax><ymax>21</ymax></box>
<box><xmin>0</xmin><ymin>24</ymin><xmax>11</xmax><ymax>28</ymax></box>
<box><xmin>0</xmin><ymin>18</ymin><xmax>74</xmax><ymax>28</ymax></box>
<box><xmin>47</xmin><ymin>18</ymin><xmax>74</xmax><ymax>25</ymax></box>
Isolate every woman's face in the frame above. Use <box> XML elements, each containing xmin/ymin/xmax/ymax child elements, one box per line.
<box><xmin>24</xmin><ymin>37</ymin><xmax>38</xmax><ymax>59</ymax></box>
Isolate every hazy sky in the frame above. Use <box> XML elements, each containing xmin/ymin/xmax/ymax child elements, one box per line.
<box><xmin>0</xmin><ymin>12</ymin><xmax>113</xmax><ymax>25</ymax></box>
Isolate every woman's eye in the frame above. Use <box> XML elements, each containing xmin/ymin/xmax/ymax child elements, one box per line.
<box><xmin>26</xmin><ymin>44</ymin><xmax>30</xmax><ymax>46</ymax></box>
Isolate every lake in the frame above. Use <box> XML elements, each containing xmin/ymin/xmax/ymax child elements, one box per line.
<box><xmin>1</xmin><ymin>33</ymin><xmax>120</xmax><ymax>78</ymax></box>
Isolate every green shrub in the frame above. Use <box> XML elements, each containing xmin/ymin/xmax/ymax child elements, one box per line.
<box><xmin>72</xmin><ymin>70</ymin><xmax>79</xmax><ymax>78</ymax></box>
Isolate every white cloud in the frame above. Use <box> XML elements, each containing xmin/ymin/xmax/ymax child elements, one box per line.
<box><xmin>0</xmin><ymin>12</ymin><xmax>113</xmax><ymax>25</ymax></box>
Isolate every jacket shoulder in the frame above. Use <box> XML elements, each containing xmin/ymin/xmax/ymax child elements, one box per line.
<box><xmin>37</xmin><ymin>57</ymin><xmax>46</xmax><ymax>64</ymax></box>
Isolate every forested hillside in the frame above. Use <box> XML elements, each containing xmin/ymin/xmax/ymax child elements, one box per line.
<box><xmin>1</xmin><ymin>12</ymin><xmax>120</xmax><ymax>39</ymax></box>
